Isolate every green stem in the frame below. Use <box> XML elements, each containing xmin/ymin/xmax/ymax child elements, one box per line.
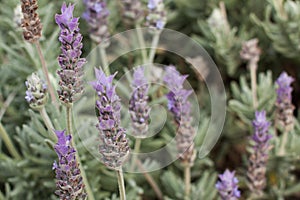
<box><xmin>116</xmin><ymin>168</ymin><xmax>126</xmax><ymax>200</ymax></box>
<box><xmin>0</xmin><ymin>123</ymin><xmax>21</xmax><ymax>159</ymax></box>
<box><xmin>35</xmin><ymin>42</ymin><xmax>58</xmax><ymax>110</ymax></box>
<box><xmin>66</xmin><ymin>106</ymin><xmax>95</xmax><ymax>200</ymax></box>
<box><xmin>99</xmin><ymin>45</ymin><xmax>110</xmax><ymax>75</ymax></box>
<box><xmin>249</xmin><ymin>60</ymin><xmax>258</xmax><ymax>109</ymax></box>
<box><xmin>136</xmin><ymin>24</ymin><xmax>147</xmax><ymax>63</ymax></box>
<box><xmin>278</xmin><ymin>129</ymin><xmax>289</xmax><ymax>156</ymax></box>
<box><xmin>39</xmin><ymin>107</ymin><xmax>57</xmax><ymax>142</ymax></box>
<box><xmin>130</xmin><ymin>138</ymin><xmax>141</xmax><ymax>171</ymax></box>
<box><xmin>148</xmin><ymin>31</ymin><xmax>161</xmax><ymax>64</ymax></box>
<box><xmin>184</xmin><ymin>163</ymin><xmax>191</xmax><ymax>200</ymax></box>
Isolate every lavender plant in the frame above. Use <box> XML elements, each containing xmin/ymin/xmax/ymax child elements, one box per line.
<box><xmin>216</xmin><ymin>169</ymin><xmax>241</xmax><ymax>200</ymax></box>
<box><xmin>25</xmin><ymin>73</ymin><xmax>47</xmax><ymax>109</ymax></box>
<box><xmin>247</xmin><ymin>111</ymin><xmax>272</xmax><ymax>197</ymax></box>
<box><xmin>90</xmin><ymin>68</ymin><xmax>129</xmax><ymax>199</ymax></box>
<box><xmin>146</xmin><ymin>0</ymin><xmax>167</xmax><ymax>30</ymax></box>
<box><xmin>55</xmin><ymin>3</ymin><xmax>86</xmax><ymax>105</ymax></box>
<box><xmin>164</xmin><ymin>66</ymin><xmax>196</xmax><ymax>199</ymax></box>
<box><xmin>120</xmin><ymin>0</ymin><xmax>144</xmax><ymax>25</ymax></box>
<box><xmin>52</xmin><ymin>130</ymin><xmax>87</xmax><ymax>200</ymax></box>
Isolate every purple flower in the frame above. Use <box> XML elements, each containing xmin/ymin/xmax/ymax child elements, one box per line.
<box><xmin>247</xmin><ymin>111</ymin><xmax>272</xmax><ymax>196</ymax></box>
<box><xmin>83</xmin><ymin>0</ymin><xmax>110</xmax><ymax>45</ymax></box>
<box><xmin>25</xmin><ymin>73</ymin><xmax>48</xmax><ymax>109</ymax></box>
<box><xmin>90</xmin><ymin>68</ymin><xmax>129</xmax><ymax>169</ymax></box>
<box><xmin>216</xmin><ymin>169</ymin><xmax>241</xmax><ymax>200</ymax></box>
<box><xmin>163</xmin><ymin>66</ymin><xmax>196</xmax><ymax>165</ymax></box>
<box><xmin>129</xmin><ymin>67</ymin><xmax>150</xmax><ymax>137</ymax></box>
<box><xmin>275</xmin><ymin>72</ymin><xmax>295</xmax><ymax>131</ymax></box>
<box><xmin>53</xmin><ymin>130</ymin><xmax>87</xmax><ymax>199</ymax></box>
<box><xmin>276</xmin><ymin>72</ymin><xmax>294</xmax><ymax>104</ymax></box>
<box><xmin>146</xmin><ymin>0</ymin><xmax>166</xmax><ymax>30</ymax></box>
<box><xmin>55</xmin><ymin>3</ymin><xmax>86</xmax><ymax>104</ymax></box>
<box><xmin>120</xmin><ymin>0</ymin><xmax>144</xmax><ymax>25</ymax></box>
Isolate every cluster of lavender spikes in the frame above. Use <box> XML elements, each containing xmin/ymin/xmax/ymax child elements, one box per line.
<box><xmin>247</xmin><ymin>111</ymin><xmax>272</xmax><ymax>196</ymax></box>
<box><xmin>83</xmin><ymin>0</ymin><xmax>110</xmax><ymax>45</ymax></box>
<box><xmin>164</xmin><ymin>66</ymin><xmax>196</xmax><ymax>166</ymax></box>
<box><xmin>275</xmin><ymin>72</ymin><xmax>295</xmax><ymax>131</ymax></box>
<box><xmin>129</xmin><ymin>67</ymin><xmax>150</xmax><ymax>137</ymax></box>
<box><xmin>216</xmin><ymin>169</ymin><xmax>241</xmax><ymax>200</ymax></box>
<box><xmin>146</xmin><ymin>0</ymin><xmax>167</xmax><ymax>30</ymax></box>
<box><xmin>25</xmin><ymin>73</ymin><xmax>48</xmax><ymax>109</ymax></box>
<box><xmin>121</xmin><ymin>0</ymin><xmax>144</xmax><ymax>25</ymax></box>
<box><xmin>52</xmin><ymin>130</ymin><xmax>87</xmax><ymax>200</ymax></box>
<box><xmin>91</xmin><ymin>68</ymin><xmax>130</xmax><ymax>169</ymax></box>
<box><xmin>20</xmin><ymin>0</ymin><xmax>42</xmax><ymax>43</ymax></box>
<box><xmin>55</xmin><ymin>3</ymin><xmax>86</xmax><ymax>104</ymax></box>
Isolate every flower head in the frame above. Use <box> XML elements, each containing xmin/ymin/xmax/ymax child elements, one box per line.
<box><xmin>91</xmin><ymin>68</ymin><xmax>130</xmax><ymax>169</ymax></box>
<box><xmin>163</xmin><ymin>66</ymin><xmax>196</xmax><ymax>165</ymax></box>
<box><xmin>129</xmin><ymin>67</ymin><xmax>150</xmax><ymax>137</ymax></box>
<box><xmin>240</xmin><ymin>38</ymin><xmax>261</xmax><ymax>64</ymax></box>
<box><xmin>25</xmin><ymin>73</ymin><xmax>47</xmax><ymax>109</ymax></box>
<box><xmin>146</xmin><ymin>0</ymin><xmax>166</xmax><ymax>30</ymax></box>
<box><xmin>55</xmin><ymin>3</ymin><xmax>86</xmax><ymax>104</ymax></box>
<box><xmin>21</xmin><ymin>0</ymin><xmax>42</xmax><ymax>42</ymax></box>
<box><xmin>83</xmin><ymin>0</ymin><xmax>110</xmax><ymax>45</ymax></box>
<box><xmin>121</xmin><ymin>0</ymin><xmax>144</xmax><ymax>25</ymax></box>
<box><xmin>276</xmin><ymin>72</ymin><xmax>294</xmax><ymax>104</ymax></box>
<box><xmin>216</xmin><ymin>169</ymin><xmax>241</xmax><ymax>200</ymax></box>
<box><xmin>53</xmin><ymin>130</ymin><xmax>87</xmax><ymax>199</ymax></box>
<box><xmin>247</xmin><ymin>111</ymin><xmax>272</xmax><ymax>196</ymax></box>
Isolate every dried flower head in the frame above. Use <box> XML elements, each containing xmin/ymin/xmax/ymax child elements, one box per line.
<box><xmin>90</xmin><ymin>68</ymin><xmax>130</xmax><ymax>169</ymax></box>
<box><xmin>275</xmin><ymin>72</ymin><xmax>295</xmax><ymax>131</ymax></box>
<box><xmin>83</xmin><ymin>0</ymin><xmax>110</xmax><ymax>45</ymax></box>
<box><xmin>25</xmin><ymin>73</ymin><xmax>48</xmax><ymax>109</ymax></box>
<box><xmin>52</xmin><ymin>130</ymin><xmax>87</xmax><ymax>200</ymax></box>
<box><xmin>146</xmin><ymin>0</ymin><xmax>167</xmax><ymax>31</ymax></box>
<box><xmin>21</xmin><ymin>0</ymin><xmax>42</xmax><ymax>42</ymax></box>
<box><xmin>216</xmin><ymin>169</ymin><xmax>241</xmax><ymax>200</ymax></box>
<box><xmin>247</xmin><ymin>111</ymin><xmax>272</xmax><ymax>196</ymax></box>
<box><xmin>55</xmin><ymin>3</ymin><xmax>86</xmax><ymax>105</ymax></box>
<box><xmin>120</xmin><ymin>0</ymin><xmax>144</xmax><ymax>25</ymax></box>
<box><xmin>240</xmin><ymin>38</ymin><xmax>261</xmax><ymax>64</ymax></box>
<box><xmin>164</xmin><ymin>66</ymin><xmax>196</xmax><ymax>166</ymax></box>
<box><xmin>129</xmin><ymin>67</ymin><xmax>150</xmax><ymax>138</ymax></box>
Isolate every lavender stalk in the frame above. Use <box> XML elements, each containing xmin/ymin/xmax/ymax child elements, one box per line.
<box><xmin>90</xmin><ymin>68</ymin><xmax>130</xmax><ymax>199</ymax></box>
<box><xmin>52</xmin><ymin>130</ymin><xmax>87</xmax><ymax>200</ymax></box>
<box><xmin>247</xmin><ymin>111</ymin><xmax>272</xmax><ymax>197</ymax></box>
<box><xmin>21</xmin><ymin>0</ymin><xmax>57</xmax><ymax>108</ymax></box>
<box><xmin>55</xmin><ymin>3</ymin><xmax>94</xmax><ymax>200</ymax></box>
<box><xmin>216</xmin><ymin>169</ymin><xmax>241</xmax><ymax>200</ymax></box>
<box><xmin>163</xmin><ymin>66</ymin><xmax>196</xmax><ymax>199</ymax></box>
<box><xmin>240</xmin><ymin>38</ymin><xmax>261</xmax><ymax>109</ymax></box>
<box><xmin>275</xmin><ymin>72</ymin><xmax>295</xmax><ymax>155</ymax></box>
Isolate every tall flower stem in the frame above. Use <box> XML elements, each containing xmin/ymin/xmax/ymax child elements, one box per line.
<box><xmin>136</xmin><ymin>24</ymin><xmax>147</xmax><ymax>63</ymax></box>
<box><xmin>116</xmin><ymin>168</ymin><xmax>126</xmax><ymax>200</ymax></box>
<box><xmin>148</xmin><ymin>31</ymin><xmax>161</xmax><ymax>64</ymax></box>
<box><xmin>278</xmin><ymin>129</ymin><xmax>289</xmax><ymax>156</ymax></box>
<box><xmin>39</xmin><ymin>107</ymin><xmax>56</xmax><ymax>141</ymax></box>
<box><xmin>35</xmin><ymin>42</ymin><xmax>58</xmax><ymax>110</ymax></box>
<box><xmin>184</xmin><ymin>162</ymin><xmax>191</xmax><ymax>200</ymax></box>
<box><xmin>0</xmin><ymin>123</ymin><xmax>21</xmax><ymax>159</ymax></box>
<box><xmin>130</xmin><ymin>138</ymin><xmax>141</xmax><ymax>171</ymax></box>
<box><xmin>249</xmin><ymin>61</ymin><xmax>258</xmax><ymax>109</ymax></box>
<box><xmin>66</xmin><ymin>106</ymin><xmax>95</xmax><ymax>200</ymax></box>
<box><xmin>99</xmin><ymin>45</ymin><xmax>110</xmax><ymax>75</ymax></box>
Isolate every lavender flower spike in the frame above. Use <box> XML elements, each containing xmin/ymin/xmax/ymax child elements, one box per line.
<box><xmin>146</xmin><ymin>0</ymin><xmax>167</xmax><ymax>31</ymax></box>
<box><xmin>55</xmin><ymin>3</ymin><xmax>86</xmax><ymax>104</ymax></box>
<box><xmin>83</xmin><ymin>0</ymin><xmax>110</xmax><ymax>46</ymax></box>
<box><xmin>275</xmin><ymin>72</ymin><xmax>295</xmax><ymax>131</ymax></box>
<box><xmin>25</xmin><ymin>73</ymin><xmax>48</xmax><ymax>109</ymax></box>
<box><xmin>90</xmin><ymin>68</ymin><xmax>130</xmax><ymax>169</ymax></box>
<box><xmin>247</xmin><ymin>111</ymin><xmax>272</xmax><ymax>196</ymax></box>
<box><xmin>163</xmin><ymin>66</ymin><xmax>196</xmax><ymax>166</ymax></box>
<box><xmin>216</xmin><ymin>169</ymin><xmax>241</xmax><ymax>200</ymax></box>
<box><xmin>129</xmin><ymin>67</ymin><xmax>150</xmax><ymax>137</ymax></box>
<box><xmin>121</xmin><ymin>0</ymin><xmax>144</xmax><ymax>25</ymax></box>
<box><xmin>53</xmin><ymin>130</ymin><xmax>87</xmax><ymax>200</ymax></box>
